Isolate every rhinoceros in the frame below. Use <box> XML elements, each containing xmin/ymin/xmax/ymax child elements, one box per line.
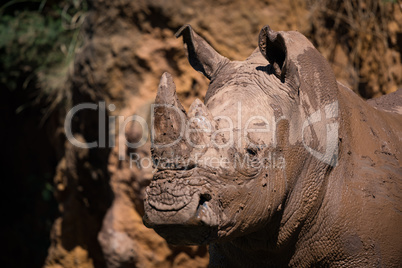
<box><xmin>143</xmin><ymin>25</ymin><xmax>402</xmax><ymax>267</ymax></box>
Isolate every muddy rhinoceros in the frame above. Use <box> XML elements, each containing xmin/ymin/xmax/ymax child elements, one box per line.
<box><xmin>143</xmin><ymin>25</ymin><xmax>402</xmax><ymax>267</ymax></box>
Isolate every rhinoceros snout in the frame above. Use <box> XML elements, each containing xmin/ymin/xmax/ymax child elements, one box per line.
<box><xmin>145</xmin><ymin>177</ymin><xmax>199</xmax><ymax>212</ymax></box>
<box><xmin>143</xmin><ymin>189</ymin><xmax>218</xmax><ymax>245</ymax></box>
<box><xmin>143</xmin><ymin>172</ymin><xmax>219</xmax><ymax>245</ymax></box>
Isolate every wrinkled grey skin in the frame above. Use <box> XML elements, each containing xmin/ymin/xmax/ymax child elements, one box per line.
<box><xmin>143</xmin><ymin>25</ymin><xmax>402</xmax><ymax>267</ymax></box>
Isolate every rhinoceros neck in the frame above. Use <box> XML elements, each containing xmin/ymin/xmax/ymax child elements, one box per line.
<box><xmin>209</xmin><ymin>209</ymin><xmax>324</xmax><ymax>267</ymax></box>
<box><xmin>337</xmin><ymin>83</ymin><xmax>402</xmax><ymax>165</ymax></box>
<box><xmin>210</xmin><ymin>161</ymin><xmax>334</xmax><ymax>267</ymax></box>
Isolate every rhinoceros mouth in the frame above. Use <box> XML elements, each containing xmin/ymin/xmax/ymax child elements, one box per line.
<box><xmin>144</xmin><ymin>180</ymin><xmax>216</xmax><ymax>226</ymax></box>
<box><xmin>146</xmin><ymin>176</ymin><xmax>204</xmax><ymax>211</ymax></box>
<box><xmin>143</xmin><ymin>191</ymin><xmax>218</xmax><ymax>245</ymax></box>
<box><xmin>143</xmin><ymin>175</ymin><xmax>219</xmax><ymax>244</ymax></box>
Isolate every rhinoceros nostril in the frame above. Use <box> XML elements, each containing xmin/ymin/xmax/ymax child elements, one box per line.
<box><xmin>199</xmin><ymin>193</ymin><xmax>212</xmax><ymax>205</ymax></box>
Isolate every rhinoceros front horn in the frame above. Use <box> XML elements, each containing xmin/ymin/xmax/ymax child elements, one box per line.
<box><xmin>176</xmin><ymin>25</ymin><xmax>229</xmax><ymax>80</ymax></box>
<box><xmin>152</xmin><ymin>72</ymin><xmax>192</xmax><ymax>170</ymax></box>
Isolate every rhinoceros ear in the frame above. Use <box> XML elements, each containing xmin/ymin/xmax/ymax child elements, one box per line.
<box><xmin>258</xmin><ymin>25</ymin><xmax>300</xmax><ymax>89</ymax></box>
<box><xmin>176</xmin><ymin>25</ymin><xmax>229</xmax><ymax>80</ymax></box>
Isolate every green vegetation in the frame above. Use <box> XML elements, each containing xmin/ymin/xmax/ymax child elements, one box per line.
<box><xmin>0</xmin><ymin>1</ymin><xmax>87</xmax><ymax>267</ymax></box>
<box><xmin>0</xmin><ymin>0</ymin><xmax>87</xmax><ymax>94</ymax></box>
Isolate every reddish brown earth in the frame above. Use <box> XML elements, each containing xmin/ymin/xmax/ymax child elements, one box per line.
<box><xmin>42</xmin><ymin>0</ymin><xmax>402</xmax><ymax>267</ymax></box>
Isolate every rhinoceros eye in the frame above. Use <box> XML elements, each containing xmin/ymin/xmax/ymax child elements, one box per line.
<box><xmin>246</xmin><ymin>148</ymin><xmax>257</xmax><ymax>157</ymax></box>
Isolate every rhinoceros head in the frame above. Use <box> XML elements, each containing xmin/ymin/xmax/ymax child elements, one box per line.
<box><xmin>143</xmin><ymin>25</ymin><xmax>339</xmax><ymax>245</ymax></box>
